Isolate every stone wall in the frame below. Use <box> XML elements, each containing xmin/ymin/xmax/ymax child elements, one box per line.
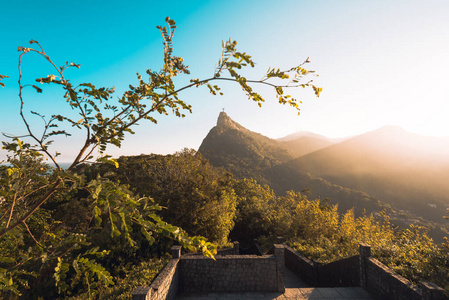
<box><xmin>284</xmin><ymin>245</ymin><xmax>359</xmax><ymax>287</ymax></box>
<box><xmin>364</xmin><ymin>257</ymin><xmax>421</xmax><ymax>300</ymax></box>
<box><xmin>359</xmin><ymin>243</ymin><xmax>446</xmax><ymax>300</ymax></box>
<box><xmin>132</xmin><ymin>246</ymin><xmax>181</xmax><ymax>300</ymax></box>
<box><xmin>284</xmin><ymin>245</ymin><xmax>316</xmax><ymax>286</ymax></box>
<box><xmin>284</xmin><ymin>243</ymin><xmax>445</xmax><ymax>300</ymax></box>
<box><xmin>178</xmin><ymin>245</ymin><xmax>284</xmax><ymax>293</ymax></box>
<box><xmin>133</xmin><ymin>244</ymin><xmax>285</xmax><ymax>299</ymax></box>
<box><xmin>317</xmin><ymin>255</ymin><xmax>360</xmax><ymax>287</ymax></box>
<box><xmin>134</xmin><ymin>243</ymin><xmax>446</xmax><ymax>300</ymax></box>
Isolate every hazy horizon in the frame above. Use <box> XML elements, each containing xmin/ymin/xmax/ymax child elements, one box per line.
<box><xmin>2</xmin><ymin>0</ymin><xmax>449</xmax><ymax>162</ymax></box>
<box><xmin>47</xmin><ymin>121</ymin><xmax>449</xmax><ymax>163</ymax></box>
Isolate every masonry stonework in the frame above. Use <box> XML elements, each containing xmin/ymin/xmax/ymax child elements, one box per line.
<box><xmin>178</xmin><ymin>254</ymin><xmax>281</xmax><ymax>293</ymax></box>
<box><xmin>133</xmin><ymin>242</ymin><xmax>447</xmax><ymax>300</ymax></box>
<box><xmin>132</xmin><ymin>247</ymin><xmax>180</xmax><ymax>300</ymax></box>
<box><xmin>365</xmin><ymin>257</ymin><xmax>421</xmax><ymax>300</ymax></box>
<box><xmin>284</xmin><ymin>244</ymin><xmax>316</xmax><ymax>285</ymax></box>
<box><xmin>360</xmin><ymin>243</ymin><xmax>446</xmax><ymax>300</ymax></box>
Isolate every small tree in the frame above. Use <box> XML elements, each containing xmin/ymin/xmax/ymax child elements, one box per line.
<box><xmin>0</xmin><ymin>17</ymin><xmax>321</xmax><ymax>297</ymax></box>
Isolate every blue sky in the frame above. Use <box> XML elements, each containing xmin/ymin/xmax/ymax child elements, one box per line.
<box><xmin>2</xmin><ymin>0</ymin><xmax>449</xmax><ymax>161</ymax></box>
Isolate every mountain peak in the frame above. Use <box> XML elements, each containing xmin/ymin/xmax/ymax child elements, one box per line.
<box><xmin>217</xmin><ymin>111</ymin><xmax>244</xmax><ymax>131</ymax></box>
<box><xmin>216</xmin><ymin>111</ymin><xmax>228</xmax><ymax>125</ymax></box>
<box><xmin>199</xmin><ymin>112</ymin><xmax>293</xmax><ymax>182</ymax></box>
<box><xmin>217</xmin><ymin>111</ymin><xmax>232</xmax><ymax>126</ymax></box>
<box><xmin>374</xmin><ymin>125</ymin><xmax>407</xmax><ymax>135</ymax></box>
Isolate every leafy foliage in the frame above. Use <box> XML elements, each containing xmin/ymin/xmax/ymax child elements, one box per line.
<box><xmin>0</xmin><ymin>152</ymin><xmax>215</xmax><ymax>299</ymax></box>
<box><xmin>230</xmin><ymin>179</ymin><xmax>276</xmax><ymax>245</ymax></box>
<box><xmin>225</xmin><ymin>177</ymin><xmax>449</xmax><ymax>292</ymax></box>
<box><xmin>1</xmin><ymin>17</ymin><xmax>320</xmax><ymax>298</ymax></box>
<box><xmin>65</xmin><ymin>256</ymin><xmax>169</xmax><ymax>300</ymax></box>
<box><xmin>83</xmin><ymin>149</ymin><xmax>237</xmax><ymax>246</ymax></box>
<box><xmin>281</xmin><ymin>192</ymin><xmax>449</xmax><ymax>291</ymax></box>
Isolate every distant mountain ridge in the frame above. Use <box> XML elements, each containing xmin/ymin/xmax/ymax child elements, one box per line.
<box><xmin>277</xmin><ymin>131</ymin><xmax>351</xmax><ymax>143</ymax></box>
<box><xmin>198</xmin><ymin>112</ymin><xmax>388</xmax><ymax>215</ymax></box>
<box><xmin>198</xmin><ymin>112</ymin><xmax>449</xmax><ymax>241</ymax></box>
<box><xmin>291</xmin><ymin>125</ymin><xmax>449</xmax><ymax>222</ymax></box>
<box><xmin>277</xmin><ymin>131</ymin><xmax>332</xmax><ymax>142</ymax></box>
<box><xmin>279</xmin><ymin>136</ymin><xmax>334</xmax><ymax>158</ymax></box>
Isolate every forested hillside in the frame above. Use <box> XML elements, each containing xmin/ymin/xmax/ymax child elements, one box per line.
<box><xmin>291</xmin><ymin>126</ymin><xmax>449</xmax><ymax>223</ymax></box>
<box><xmin>83</xmin><ymin>150</ymin><xmax>237</xmax><ymax>246</ymax></box>
<box><xmin>199</xmin><ymin>113</ymin><xmax>449</xmax><ymax>242</ymax></box>
<box><xmin>200</xmin><ymin>113</ymin><xmax>390</xmax><ymax>215</ymax></box>
<box><xmin>83</xmin><ymin>150</ymin><xmax>449</xmax><ymax>294</ymax></box>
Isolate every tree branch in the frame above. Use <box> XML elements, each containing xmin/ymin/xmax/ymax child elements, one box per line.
<box><xmin>0</xmin><ymin>178</ymin><xmax>62</xmax><ymax>238</ymax></box>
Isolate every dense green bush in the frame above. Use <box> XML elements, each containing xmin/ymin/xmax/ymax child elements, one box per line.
<box><xmin>228</xmin><ymin>178</ymin><xmax>449</xmax><ymax>292</ymax></box>
<box><xmin>84</xmin><ymin>149</ymin><xmax>237</xmax><ymax>246</ymax></box>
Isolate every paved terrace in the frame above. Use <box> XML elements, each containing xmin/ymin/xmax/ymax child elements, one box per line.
<box><xmin>176</xmin><ymin>268</ymin><xmax>373</xmax><ymax>299</ymax></box>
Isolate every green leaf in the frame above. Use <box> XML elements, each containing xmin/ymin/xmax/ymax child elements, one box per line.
<box><xmin>94</xmin><ymin>206</ymin><xmax>102</xmax><ymax>226</ymax></box>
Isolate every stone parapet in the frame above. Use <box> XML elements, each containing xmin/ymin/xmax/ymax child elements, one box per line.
<box><xmin>284</xmin><ymin>243</ymin><xmax>446</xmax><ymax>300</ymax></box>
<box><xmin>132</xmin><ymin>247</ymin><xmax>180</xmax><ymax>300</ymax></box>
<box><xmin>178</xmin><ymin>254</ymin><xmax>280</xmax><ymax>293</ymax></box>
<box><xmin>273</xmin><ymin>244</ymin><xmax>285</xmax><ymax>293</ymax></box>
<box><xmin>365</xmin><ymin>257</ymin><xmax>421</xmax><ymax>300</ymax></box>
<box><xmin>134</xmin><ymin>242</ymin><xmax>447</xmax><ymax>300</ymax></box>
<box><xmin>421</xmin><ymin>282</ymin><xmax>446</xmax><ymax>300</ymax></box>
<box><xmin>283</xmin><ymin>244</ymin><xmax>316</xmax><ymax>286</ymax></box>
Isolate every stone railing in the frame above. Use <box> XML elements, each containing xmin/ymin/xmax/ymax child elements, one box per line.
<box><xmin>132</xmin><ymin>243</ymin><xmax>285</xmax><ymax>299</ymax></box>
<box><xmin>359</xmin><ymin>243</ymin><xmax>446</xmax><ymax>300</ymax></box>
<box><xmin>132</xmin><ymin>246</ymin><xmax>181</xmax><ymax>300</ymax></box>
<box><xmin>284</xmin><ymin>242</ymin><xmax>446</xmax><ymax>300</ymax></box>
<box><xmin>283</xmin><ymin>244</ymin><xmax>317</xmax><ymax>286</ymax></box>
<box><xmin>283</xmin><ymin>244</ymin><xmax>359</xmax><ymax>287</ymax></box>
<box><xmin>178</xmin><ymin>244</ymin><xmax>284</xmax><ymax>293</ymax></box>
<box><xmin>133</xmin><ymin>241</ymin><xmax>446</xmax><ymax>300</ymax></box>
<box><xmin>317</xmin><ymin>254</ymin><xmax>360</xmax><ymax>287</ymax></box>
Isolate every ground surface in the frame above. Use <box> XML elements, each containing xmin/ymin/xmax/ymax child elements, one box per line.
<box><xmin>176</xmin><ymin>268</ymin><xmax>373</xmax><ymax>299</ymax></box>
